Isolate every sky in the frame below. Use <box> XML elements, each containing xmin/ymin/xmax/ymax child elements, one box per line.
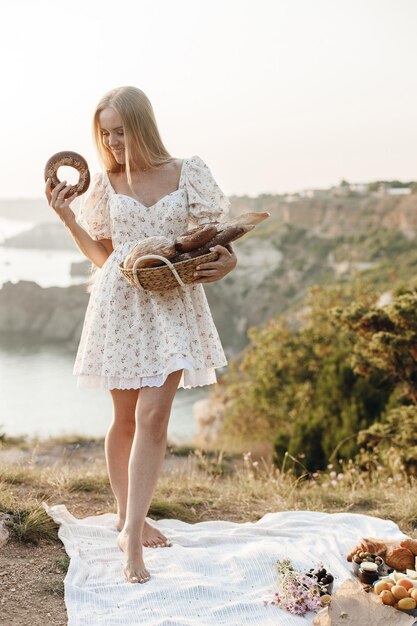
<box><xmin>1</xmin><ymin>0</ymin><xmax>417</xmax><ymax>198</ymax></box>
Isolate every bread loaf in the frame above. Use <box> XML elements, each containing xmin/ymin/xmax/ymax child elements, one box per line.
<box><xmin>347</xmin><ymin>537</ymin><xmax>416</xmax><ymax>570</ymax></box>
<box><xmin>175</xmin><ymin>224</ymin><xmax>218</xmax><ymax>253</ymax></box>
<box><xmin>123</xmin><ymin>236</ymin><xmax>176</xmax><ymax>269</ymax></box>
<box><xmin>217</xmin><ymin>211</ymin><xmax>270</xmax><ymax>230</ymax></box>
<box><xmin>385</xmin><ymin>546</ymin><xmax>415</xmax><ymax>570</ymax></box>
<box><xmin>400</xmin><ymin>538</ymin><xmax>417</xmax><ymax>556</ymax></box>
<box><xmin>171</xmin><ymin>225</ymin><xmax>251</xmax><ymax>263</ymax></box>
<box><xmin>123</xmin><ymin>211</ymin><xmax>268</xmax><ymax>271</ymax></box>
<box><xmin>347</xmin><ymin>538</ymin><xmax>387</xmax><ymax>561</ymax></box>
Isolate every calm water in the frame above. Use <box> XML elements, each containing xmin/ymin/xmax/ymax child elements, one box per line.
<box><xmin>0</xmin><ymin>343</ymin><xmax>204</xmax><ymax>442</ymax></box>
<box><xmin>0</xmin><ymin>217</ymin><xmax>206</xmax><ymax>442</ymax></box>
<box><xmin>0</xmin><ymin>217</ymin><xmax>85</xmax><ymax>288</ymax></box>
<box><xmin>0</xmin><ymin>217</ymin><xmax>35</xmax><ymax>241</ymax></box>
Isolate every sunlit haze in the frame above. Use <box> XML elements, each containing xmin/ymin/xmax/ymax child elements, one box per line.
<box><xmin>2</xmin><ymin>0</ymin><xmax>417</xmax><ymax>198</ymax></box>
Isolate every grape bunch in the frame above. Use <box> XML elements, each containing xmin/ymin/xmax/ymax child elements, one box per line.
<box><xmin>306</xmin><ymin>566</ymin><xmax>334</xmax><ymax>596</ymax></box>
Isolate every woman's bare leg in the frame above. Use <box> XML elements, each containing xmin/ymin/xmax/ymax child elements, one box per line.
<box><xmin>106</xmin><ymin>388</ymin><xmax>170</xmax><ymax>547</ymax></box>
<box><xmin>106</xmin><ymin>389</ymin><xmax>138</xmax><ymax>526</ymax></box>
<box><xmin>117</xmin><ymin>369</ymin><xmax>183</xmax><ymax>583</ymax></box>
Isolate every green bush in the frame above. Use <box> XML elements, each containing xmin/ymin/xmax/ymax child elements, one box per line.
<box><xmin>220</xmin><ymin>283</ymin><xmax>392</xmax><ymax>471</ymax></box>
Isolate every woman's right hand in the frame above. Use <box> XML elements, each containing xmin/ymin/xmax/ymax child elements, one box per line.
<box><xmin>45</xmin><ymin>178</ymin><xmax>78</xmax><ymax>227</ymax></box>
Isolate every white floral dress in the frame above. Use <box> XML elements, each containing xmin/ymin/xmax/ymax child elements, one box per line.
<box><xmin>73</xmin><ymin>155</ymin><xmax>230</xmax><ymax>390</ymax></box>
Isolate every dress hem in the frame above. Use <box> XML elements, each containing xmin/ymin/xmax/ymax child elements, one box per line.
<box><xmin>74</xmin><ymin>356</ymin><xmax>227</xmax><ymax>390</ymax></box>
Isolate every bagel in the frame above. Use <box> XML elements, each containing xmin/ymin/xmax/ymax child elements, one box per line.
<box><xmin>44</xmin><ymin>151</ymin><xmax>90</xmax><ymax>199</ymax></box>
<box><xmin>175</xmin><ymin>223</ymin><xmax>218</xmax><ymax>253</ymax></box>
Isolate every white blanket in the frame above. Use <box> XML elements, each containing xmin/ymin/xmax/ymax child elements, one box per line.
<box><xmin>44</xmin><ymin>504</ymin><xmax>408</xmax><ymax>625</ymax></box>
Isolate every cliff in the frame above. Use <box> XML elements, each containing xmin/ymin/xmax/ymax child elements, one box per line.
<box><xmin>1</xmin><ymin>222</ymin><xmax>77</xmax><ymax>250</ymax></box>
<box><xmin>0</xmin><ymin>281</ymin><xmax>89</xmax><ymax>348</ymax></box>
<box><xmin>1</xmin><ymin>190</ymin><xmax>416</xmax><ymax>355</ymax></box>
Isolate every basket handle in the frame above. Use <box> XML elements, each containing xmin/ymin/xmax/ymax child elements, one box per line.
<box><xmin>131</xmin><ymin>254</ymin><xmax>186</xmax><ymax>290</ymax></box>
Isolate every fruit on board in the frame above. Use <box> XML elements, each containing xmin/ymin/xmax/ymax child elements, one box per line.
<box><xmin>391</xmin><ymin>585</ymin><xmax>410</xmax><ymax>600</ymax></box>
<box><xmin>397</xmin><ymin>578</ymin><xmax>414</xmax><ymax>591</ymax></box>
<box><xmin>397</xmin><ymin>597</ymin><xmax>417</xmax><ymax>610</ymax></box>
<box><xmin>380</xmin><ymin>590</ymin><xmax>396</xmax><ymax>606</ymax></box>
<box><xmin>374</xmin><ymin>580</ymin><xmax>391</xmax><ymax>594</ymax></box>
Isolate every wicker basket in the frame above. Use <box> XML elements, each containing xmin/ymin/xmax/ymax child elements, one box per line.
<box><xmin>119</xmin><ymin>251</ymin><xmax>219</xmax><ymax>291</ymax></box>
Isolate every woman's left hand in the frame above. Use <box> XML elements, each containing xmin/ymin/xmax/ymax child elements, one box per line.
<box><xmin>193</xmin><ymin>244</ymin><xmax>237</xmax><ymax>284</ymax></box>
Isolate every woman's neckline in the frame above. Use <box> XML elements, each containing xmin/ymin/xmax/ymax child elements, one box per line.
<box><xmin>104</xmin><ymin>158</ymin><xmax>187</xmax><ymax>209</ymax></box>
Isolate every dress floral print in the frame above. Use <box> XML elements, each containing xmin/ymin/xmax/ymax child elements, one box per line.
<box><xmin>73</xmin><ymin>155</ymin><xmax>230</xmax><ymax>390</ymax></box>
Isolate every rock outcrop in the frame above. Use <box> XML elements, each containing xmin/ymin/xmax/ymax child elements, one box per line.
<box><xmin>0</xmin><ymin>514</ymin><xmax>11</xmax><ymax>548</ymax></box>
<box><xmin>70</xmin><ymin>259</ymin><xmax>91</xmax><ymax>276</ymax></box>
<box><xmin>1</xmin><ymin>194</ymin><xmax>414</xmax><ymax>356</ymax></box>
<box><xmin>1</xmin><ymin>222</ymin><xmax>77</xmax><ymax>250</ymax></box>
<box><xmin>0</xmin><ymin>281</ymin><xmax>89</xmax><ymax>348</ymax></box>
<box><xmin>192</xmin><ymin>397</ymin><xmax>226</xmax><ymax>445</ymax></box>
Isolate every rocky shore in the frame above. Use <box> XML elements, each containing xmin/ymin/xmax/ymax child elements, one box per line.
<box><xmin>1</xmin><ymin>222</ymin><xmax>77</xmax><ymax>250</ymax></box>
<box><xmin>0</xmin><ymin>281</ymin><xmax>89</xmax><ymax>348</ymax></box>
<box><xmin>3</xmin><ymin>189</ymin><xmax>415</xmax><ymax>356</ymax></box>
<box><xmin>0</xmin><ymin>227</ymin><xmax>284</xmax><ymax>354</ymax></box>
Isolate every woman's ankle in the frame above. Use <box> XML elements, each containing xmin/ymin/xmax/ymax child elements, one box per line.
<box><xmin>121</xmin><ymin>519</ymin><xmax>146</xmax><ymax>534</ymax></box>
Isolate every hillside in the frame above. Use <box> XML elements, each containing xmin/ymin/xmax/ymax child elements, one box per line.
<box><xmin>1</xmin><ymin>188</ymin><xmax>417</xmax><ymax>354</ymax></box>
<box><xmin>204</xmin><ymin>191</ymin><xmax>417</xmax><ymax>352</ymax></box>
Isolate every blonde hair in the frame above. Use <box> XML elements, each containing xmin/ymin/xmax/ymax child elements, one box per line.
<box><xmin>92</xmin><ymin>86</ymin><xmax>172</xmax><ymax>189</ymax></box>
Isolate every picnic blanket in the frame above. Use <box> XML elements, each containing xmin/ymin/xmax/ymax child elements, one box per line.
<box><xmin>44</xmin><ymin>504</ymin><xmax>409</xmax><ymax>625</ymax></box>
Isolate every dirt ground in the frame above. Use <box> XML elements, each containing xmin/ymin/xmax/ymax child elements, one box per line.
<box><xmin>0</xmin><ymin>439</ymin><xmax>104</xmax><ymax>626</ymax></box>
<box><xmin>0</xmin><ymin>438</ymin><xmax>191</xmax><ymax>626</ymax></box>
<box><xmin>1</xmin><ymin>540</ymin><xmax>68</xmax><ymax>626</ymax></box>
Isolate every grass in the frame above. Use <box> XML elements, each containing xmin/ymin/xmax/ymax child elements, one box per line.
<box><xmin>5</xmin><ymin>504</ymin><xmax>59</xmax><ymax>544</ymax></box>
<box><xmin>1</xmin><ymin>444</ymin><xmax>416</xmax><ymax>547</ymax></box>
<box><xmin>54</xmin><ymin>554</ymin><xmax>70</xmax><ymax>573</ymax></box>
<box><xmin>0</xmin><ymin>429</ymin><xmax>104</xmax><ymax>450</ymax></box>
<box><xmin>37</xmin><ymin>578</ymin><xmax>65</xmax><ymax>596</ymax></box>
<box><xmin>0</xmin><ymin>432</ymin><xmax>28</xmax><ymax>448</ymax></box>
<box><xmin>67</xmin><ymin>474</ymin><xmax>110</xmax><ymax>493</ymax></box>
<box><xmin>148</xmin><ymin>499</ymin><xmax>200</xmax><ymax>522</ymax></box>
<box><xmin>0</xmin><ymin>466</ymin><xmax>39</xmax><ymax>485</ymax></box>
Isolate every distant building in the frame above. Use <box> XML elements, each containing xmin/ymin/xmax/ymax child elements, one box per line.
<box><xmin>299</xmin><ymin>189</ymin><xmax>328</xmax><ymax>199</ymax></box>
<box><xmin>349</xmin><ymin>183</ymin><xmax>368</xmax><ymax>194</ymax></box>
<box><xmin>283</xmin><ymin>194</ymin><xmax>300</xmax><ymax>203</ymax></box>
<box><xmin>387</xmin><ymin>187</ymin><xmax>411</xmax><ymax>196</ymax></box>
<box><xmin>377</xmin><ymin>182</ymin><xmax>412</xmax><ymax>196</ymax></box>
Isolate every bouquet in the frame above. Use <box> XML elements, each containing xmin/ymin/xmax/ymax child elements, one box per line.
<box><xmin>264</xmin><ymin>558</ymin><xmax>332</xmax><ymax>616</ymax></box>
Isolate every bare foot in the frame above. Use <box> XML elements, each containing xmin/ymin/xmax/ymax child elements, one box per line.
<box><xmin>142</xmin><ymin>521</ymin><xmax>172</xmax><ymax>548</ymax></box>
<box><xmin>116</xmin><ymin>517</ymin><xmax>171</xmax><ymax>548</ymax></box>
<box><xmin>117</xmin><ymin>528</ymin><xmax>150</xmax><ymax>584</ymax></box>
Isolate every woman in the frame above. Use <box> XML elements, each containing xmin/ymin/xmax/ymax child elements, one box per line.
<box><xmin>44</xmin><ymin>86</ymin><xmax>237</xmax><ymax>584</ymax></box>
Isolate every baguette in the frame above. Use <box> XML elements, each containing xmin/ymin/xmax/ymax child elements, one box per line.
<box><xmin>175</xmin><ymin>224</ymin><xmax>218</xmax><ymax>253</ymax></box>
<box><xmin>171</xmin><ymin>225</ymin><xmax>251</xmax><ymax>263</ymax></box>
<box><xmin>123</xmin><ymin>236</ymin><xmax>176</xmax><ymax>269</ymax></box>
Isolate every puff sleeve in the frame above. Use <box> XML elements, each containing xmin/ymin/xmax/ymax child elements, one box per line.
<box><xmin>185</xmin><ymin>155</ymin><xmax>231</xmax><ymax>226</ymax></box>
<box><xmin>76</xmin><ymin>172</ymin><xmax>112</xmax><ymax>240</ymax></box>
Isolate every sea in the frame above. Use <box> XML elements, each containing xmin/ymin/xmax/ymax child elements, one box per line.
<box><xmin>0</xmin><ymin>217</ymin><xmax>206</xmax><ymax>443</ymax></box>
